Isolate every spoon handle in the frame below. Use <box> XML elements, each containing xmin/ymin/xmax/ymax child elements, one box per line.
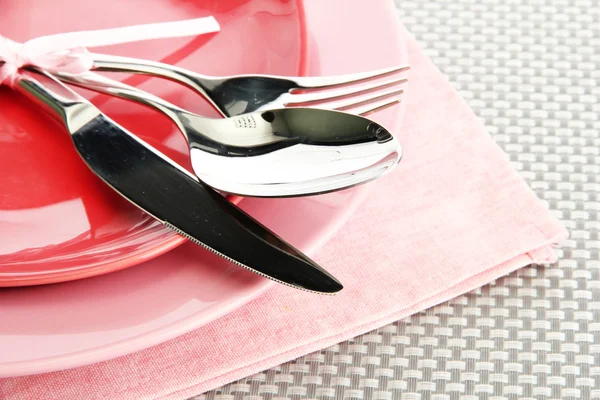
<box><xmin>55</xmin><ymin>71</ymin><xmax>192</xmax><ymax>141</ymax></box>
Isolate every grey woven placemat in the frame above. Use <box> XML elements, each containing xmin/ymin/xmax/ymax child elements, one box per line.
<box><xmin>195</xmin><ymin>0</ymin><xmax>600</xmax><ymax>398</ymax></box>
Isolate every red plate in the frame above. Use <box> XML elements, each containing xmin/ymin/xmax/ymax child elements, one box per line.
<box><xmin>0</xmin><ymin>0</ymin><xmax>408</xmax><ymax>377</ymax></box>
<box><xmin>0</xmin><ymin>0</ymin><xmax>307</xmax><ymax>286</ymax></box>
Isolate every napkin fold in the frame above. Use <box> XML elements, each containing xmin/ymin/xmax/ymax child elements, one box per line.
<box><xmin>0</xmin><ymin>23</ymin><xmax>566</xmax><ymax>400</ymax></box>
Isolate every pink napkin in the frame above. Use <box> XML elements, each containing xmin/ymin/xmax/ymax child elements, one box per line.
<box><xmin>0</xmin><ymin>26</ymin><xmax>566</xmax><ymax>400</ymax></box>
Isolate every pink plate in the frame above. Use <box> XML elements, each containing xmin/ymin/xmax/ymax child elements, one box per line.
<box><xmin>0</xmin><ymin>0</ymin><xmax>306</xmax><ymax>286</ymax></box>
<box><xmin>0</xmin><ymin>0</ymin><xmax>407</xmax><ymax>377</ymax></box>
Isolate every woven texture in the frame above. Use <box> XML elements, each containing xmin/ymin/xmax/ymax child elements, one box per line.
<box><xmin>196</xmin><ymin>0</ymin><xmax>600</xmax><ymax>399</ymax></box>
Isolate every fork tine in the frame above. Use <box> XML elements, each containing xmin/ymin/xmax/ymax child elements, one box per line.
<box><xmin>286</xmin><ymin>78</ymin><xmax>408</xmax><ymax>105</ymax></box>
<box><xmin>292</xmin><ymin>65</ymin><xmax>410</xmax><ymax>88</ymax></box>
<box><xmin>302</xmin><ymin>86</ymin><xmax>404</xmax><ymax>112</ymax></box>
<box><xmin>355</xmin><ymin>98</ymin><xmax>401</xmax><ymax>117</ymax></box>
<box><xmin>355</xmin><ymin>98</ymin><xmax>401</xmax><ymax>116</ymax></box>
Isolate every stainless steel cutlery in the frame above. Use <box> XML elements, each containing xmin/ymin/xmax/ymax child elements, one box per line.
<box><xmin>6</xmin><ymin>53</ymin><xmax>409</xmax><ymax>293</ymax></box>
<box><xmin>57</xmin><ymin>71</ymin><xmax>402</xmax><ymax>197</ymax></box>
<box><xmin>15</xmin><ymin>67</ymin><xmax>344</xmax><ymax>294</ymax></box>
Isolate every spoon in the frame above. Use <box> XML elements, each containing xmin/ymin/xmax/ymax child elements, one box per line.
<box><xmin>58</xmin><ymin>71</ymin><xmax>402</xmax><ymax>197</ymax></box>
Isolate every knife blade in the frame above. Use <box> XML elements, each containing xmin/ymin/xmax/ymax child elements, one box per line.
<box><xmin>15</xmin><ymin>68</ymin><xmax>343</xmax><ymax>294</ymax></box>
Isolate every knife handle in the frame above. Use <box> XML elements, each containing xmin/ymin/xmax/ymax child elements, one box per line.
<box><xmin>16</xmin><ymin>68</ymin><xmax>101</xmax><ymax>134</ymax></box>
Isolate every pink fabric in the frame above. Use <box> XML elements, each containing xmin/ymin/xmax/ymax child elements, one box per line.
<box><xmin>0</xmin><ymin>29</ymin><xmax>566</xmax><ymax>400</ymax></box>
<box><xmin>0</xmin><ymin>17</ymin><xmax>219</xmax><ymax>86</ymax></box>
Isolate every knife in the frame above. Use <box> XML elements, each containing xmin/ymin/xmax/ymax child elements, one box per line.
<box><xmin>14</xmin><ymin>67</ymin><xmax>343</xmax><ymax>294</ymax></box>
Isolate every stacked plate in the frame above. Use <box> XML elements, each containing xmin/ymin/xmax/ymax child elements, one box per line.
<box><xmin>0</xmin><ymin>0</ymin><xmax>407</xmax><ymax>376</ymax></box>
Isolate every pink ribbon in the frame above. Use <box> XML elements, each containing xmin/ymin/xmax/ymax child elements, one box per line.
<box><xmin>0</xmin><ymin>17</ymin><xmax>220</xmax><ymax>87</ymax></box>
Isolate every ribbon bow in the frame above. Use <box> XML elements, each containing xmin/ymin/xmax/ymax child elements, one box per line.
<box><xmin>0</xmin><ymin>17</ymin><xmax>220</xmax><ymax>87</ymax></box>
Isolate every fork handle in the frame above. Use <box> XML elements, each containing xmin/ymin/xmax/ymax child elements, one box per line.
<box><xmin>90</xmin><ymin>52</ymin><xmax>223</xmax><ymax>116</ymax></box>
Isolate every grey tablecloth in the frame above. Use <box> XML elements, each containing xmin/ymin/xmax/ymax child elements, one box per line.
<box><xmin>196</xmin><ymin>0</ymin><xmax>599</xmax><ymax>398</ymax></box>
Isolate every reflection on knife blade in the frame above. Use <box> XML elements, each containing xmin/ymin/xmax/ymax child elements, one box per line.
<box><xmin>14</xmin><ymin>68</ymin><xmax>343</xmax><ymax>294</ymax></box>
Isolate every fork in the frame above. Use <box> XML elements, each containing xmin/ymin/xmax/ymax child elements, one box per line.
<box><xmin>87</xmin><ymin>52</ymin><xmax>409</xmax><ymax>117</ymax></box>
